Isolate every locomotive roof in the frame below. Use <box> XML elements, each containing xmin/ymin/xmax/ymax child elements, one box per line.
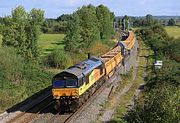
<box><xmin>63</xmin><ymin>57</ymin><xmax>103</xmax><ymax>78</ymax></box>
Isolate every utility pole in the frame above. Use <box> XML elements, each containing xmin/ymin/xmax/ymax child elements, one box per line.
<box><xmin>123</xmin><ymin>18</ymin><xmax>125</xmax><ymax>31</ymax></box>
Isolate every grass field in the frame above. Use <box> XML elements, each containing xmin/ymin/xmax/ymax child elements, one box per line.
<box><xmin>0</xmin><ymin>34</ymin><xmax>65</xmax><ymax>53</ymax></box>
<box><xmin>38</xmin><ymin>34</ymin><xmax>65</xmax><ymax>55</ymax></box>
<box><xmin>164</xmin><ymin>26</ymin><xmax>180</xmax><ymax>39</ymax></box>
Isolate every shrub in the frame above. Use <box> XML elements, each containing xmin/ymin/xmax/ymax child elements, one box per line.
<box><xmin>45</xmin><ymin>49</ymin><xmax>72</xmax><ymax>69</ymax></box>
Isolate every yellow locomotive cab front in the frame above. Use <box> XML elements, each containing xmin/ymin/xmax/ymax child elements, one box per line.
<box><xmin>52</xmin><ymin>88</ymin><xmax>79</xmax><ymax>99</ymax></box>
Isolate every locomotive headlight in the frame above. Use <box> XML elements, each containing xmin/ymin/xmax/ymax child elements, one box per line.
<box><xmin>54</xmin><ymin>95</ymin><xmax>60</xmax><ymax>99</ymax></box>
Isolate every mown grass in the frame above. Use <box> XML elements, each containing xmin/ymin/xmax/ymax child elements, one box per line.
<box><xmin>164</xmin><ymin>26</ymin><xmax>180</xmax><ymax>39</ymax></box>
<box><xmin>38</xmin><ymin>33</ymin><xmax>65</xmax><ymax>55</ymax></box>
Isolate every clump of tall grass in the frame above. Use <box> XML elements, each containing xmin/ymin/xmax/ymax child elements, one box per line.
<box><xmin>44</xmin><ymin>49</ymin><xmax>72</xmax><ymax>69</ymax></box>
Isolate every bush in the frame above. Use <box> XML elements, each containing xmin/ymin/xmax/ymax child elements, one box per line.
<box><xmin>45</xmin><ymin>49</ymin><xmax>72</xmax><ymax>69</ymax></box>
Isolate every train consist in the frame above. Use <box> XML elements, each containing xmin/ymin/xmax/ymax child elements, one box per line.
<box><xmin>52</xmin><ymin>31</ymin><xmax>137</xmax><ymax>111</ymax></box>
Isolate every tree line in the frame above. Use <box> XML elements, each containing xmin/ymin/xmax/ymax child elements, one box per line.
<box><xmin>41</xmin><ymin>14</ymin><xmax>71</xmax><ymax>34</ymax></box>
<box><xmin>115</xmin><ymin>14</ymin><xmax>179</xmax><ymax>28</ymax></box>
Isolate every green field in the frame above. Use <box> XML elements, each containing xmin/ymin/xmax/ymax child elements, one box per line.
<box><xmin>0</xmin><ymin>34</ymin><xmax>65</xmax><ymax>54</ymax></box>
<box><xmin>38</xmin><ymin>34</ymin><xmax>65</xmax><ymax>54</ymax></box>
<box><xmin>165</xmin><ymin>26</ymin><xmax>180</xmax><ymax>39</ymax></box>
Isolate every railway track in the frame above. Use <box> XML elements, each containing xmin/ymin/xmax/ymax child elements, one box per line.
<box><xmin>7</xmin><ymin>94</ymin><xmax>53</xmax><ymax>123</ymax></box>
<box><xmin>50</xmin><ymin>80</ymin><xmax>108</xmax><ymax>123</ymax></box>
<box><xmin>31</xmin><ymin>76</ymin><xmax>117</xmax><ymax>123</ymax></box>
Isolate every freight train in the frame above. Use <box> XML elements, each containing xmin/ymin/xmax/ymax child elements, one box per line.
<box><xmin>52</xmin><ymin>31</ymin><xmax>136</xmax><ymax>111</ymax></box>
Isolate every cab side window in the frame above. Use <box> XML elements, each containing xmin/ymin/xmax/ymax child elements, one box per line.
<box><xmin>98</xmin><ymin>65</ymin><xmax>103</xmax><ymax>75</ymax></box>
<box><xmin>86</xmin><ymin>75</ymin><xmax>89</xmax><ymax>85</ymax></box>
<box><xmin>78</xmin><ymin>78</ymin><xmax>83</xmax><ymax>87</ymax></box>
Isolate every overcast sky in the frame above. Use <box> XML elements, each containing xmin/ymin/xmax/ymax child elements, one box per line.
<box><xmin>0</xmin><ymin>0</ymin><xmax>179</xmax><ymax>18</ymax></box>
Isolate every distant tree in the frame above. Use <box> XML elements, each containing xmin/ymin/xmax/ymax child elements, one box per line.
<box><xmin>145</xmin><ymin>14</ymin><xmax>154</xmax><ymax>26</ymax></box>
<box><xmin>132</xmin><ymin>14</ymin><xmax>159</xmax><ymax>27</ymax></box>
<box><xmin>57</xmin><ymin>14</ymin><xmax>71</xmax><ymax>21</ymax></box>
<box><xmin>122</xmin><ymin>15</ymin><xmax>129</xmax><ymax>30</ymax></box>
<box><xmin>64</xmin><ymin>13</ymin><xmax>82</xmax><ymax>52</ymax></box>
<box><xmin>1</xmin><ymin>6</ymin><xmax>44</xmax><ymax>60</ymax></box>
<box><xmin>168</xmin><ymin>18</ymin><xmax>176</xmax><ymax>26</ymax></box>
<box><xmin>41</xmin><ymin>18</ymin><xmax>68</xmax><ymax>34</ymax></box>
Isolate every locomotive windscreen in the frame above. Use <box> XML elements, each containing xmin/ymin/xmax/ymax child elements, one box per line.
<box><xmin>53</xmin><ymin>79</ymin><xmax>78</xmax><ymax>88</ymax></box>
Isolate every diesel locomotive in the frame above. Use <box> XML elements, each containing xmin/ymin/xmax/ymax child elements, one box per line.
<box><xmin>52</xmin><ymin>31</ymin><xmax>136</xmax><ymax>111</ymax></box>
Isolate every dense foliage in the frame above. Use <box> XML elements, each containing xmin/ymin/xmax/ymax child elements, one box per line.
<box><xmin>126</xmin><ymin>25</ymin><xmax>180</xmax><ymax>122</ymax></box>
<box><xmin>1</xmin><ymin>6</ymin><xmax>44</xmax><ymax>60</ymax></box>
<box><xmin>64</xmin><ymin>4</ymin><xmax>114</xmax><ymax>52</ymax></box>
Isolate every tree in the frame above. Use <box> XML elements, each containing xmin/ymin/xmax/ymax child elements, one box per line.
<box><xmin>64</xmin><ymin>13</ymin><xmax>82</xmax><ymax>52</ymax></box>
<box><xmin>96</xmin><ymin>4</ymin><xmax>114</xmax><ymax>39</ymax></box>
<box><xmin>77</xmin><ymin>5</ymin><xmax>100</xmax><ymax>47</ymax></box>
<box><xmin>57</xmin><ymin>14</ymin><xmax>71</xmax><ymax>21</ymax></box>
<box><xmin>1</xmin><ymin>6</ymin><xmax>44</xmax><ymax>60</ymax></box>
<box><xmin>168</xmin><ymin>18</ymin><xmax>176</xmax><ymax>26</ymax></box>
<box><xmin>26</xmin><ymin>8</ymin><xmax>44</xmax><ymax>59</ymax></box>
<box><xmin>122</xmin><ymin>15</ymin><xmax>129</xmax><ymax>30</ymax></box>
<box><xmin>145</xmin><ymin>14</ymin><xmax>154</xmax><ymax>26</ymax></box>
